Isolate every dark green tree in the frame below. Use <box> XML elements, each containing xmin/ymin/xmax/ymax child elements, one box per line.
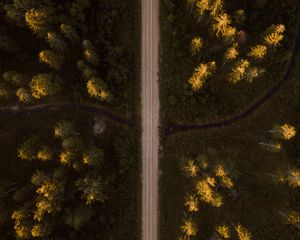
<box><xmin>76</xmin><ymin>174</ymin><xmax>107</xmax><ymax>204</ymax></box>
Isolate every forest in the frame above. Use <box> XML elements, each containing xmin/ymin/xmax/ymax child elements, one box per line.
<box><xmin>0</xmin><ymin>0</ymin><xmax>140</xmax><ymax>239</ymax></box>
<box><xmin>160</xmin><ymin>0</ymin><xmax>300</xmax><ymax>239</ymax></box>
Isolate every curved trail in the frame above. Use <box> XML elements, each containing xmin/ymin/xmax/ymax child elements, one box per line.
<box><xmin>141</xmin><ymin>0</ymin><xmax>159</xmax><ymax>239</ymax></box>
<box><xmin>0</xmin><ymin>103</ymin><xmax>135</xmax><ymax>127</ymax></box>
<box><xmin>166</xmin><ymin>20</ymin><xmax>300</xmax><ymax>136</ymax></box>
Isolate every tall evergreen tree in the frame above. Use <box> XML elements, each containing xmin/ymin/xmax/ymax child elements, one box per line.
<box><xmin>30</xmin><ymin>73</ymin><xmax>61</xmax><ymax>99</ymax></box>
<box><xmin>39</xmin><ymin>50</ymin><xmax>65</xmax><ymax>70</ymax></box>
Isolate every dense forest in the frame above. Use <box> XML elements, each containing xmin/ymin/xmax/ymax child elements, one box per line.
<box><xmin>160</xmin><ymin>0</ymin><xmax>300</xmax><ymax>239</ymax></box>
<box><xmin>0</xmin><ymin>0</ymin><xmax>139</xmax><ymax>115</ymax></box>
<box><xmin>0</xmin><ymin>0</ymin><xmax>140</xmax><ymax>239</ymax></box>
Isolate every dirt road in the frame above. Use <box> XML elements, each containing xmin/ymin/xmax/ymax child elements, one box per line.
<box><xmin>141</xmin><ymin>0</ymin><xmax>159</xmax><ymax>239</ymax></box>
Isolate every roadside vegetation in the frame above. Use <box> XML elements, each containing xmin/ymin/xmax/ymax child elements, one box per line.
<box><xmin>160</xmin><ymin>68</ymin><xmax>300</xmax><ymax>239</ymax></box>
<box><xmin>160</xmin><ymin>0</ymin><xmax>300</xmax><ymax>239</ymax></box>
<box><xmin>0</xmin><ymin>0</ymin><xmax>140</xmax><ymax>239</ymax></box>
<box><xmin>160</xmin><ymin>0</ymin><xmax>299</xmax><ymax>124</ymax></box>
<box><xmin>0</xmin><ymin>111</ymin><xmax>139</xmax><ymax>239</ymax></box>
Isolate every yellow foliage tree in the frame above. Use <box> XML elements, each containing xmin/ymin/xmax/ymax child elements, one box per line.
<box><xmin>30</xmin><ymin>73</ymin><xmax>60</xmax><ymax>99</ymax></box>
<box><xmin>31</xmin><ymin>223</ymin><xmax>50</xmax><ymax>238</ymax></box>
<box><xmin>222</xmin><ymin>26</ymin><xmax>237</xmax><ymax>43</ymax></box>
<box><xmin>229</xmin><ymin>59</ymin><xmax>250</xmax><ymax>83</ymax></box>
<box><xmin>0</xmin><ymin>83</ymin><xmax>9</xmax><ymax>98</ymax></box>
<box><xmin>86</xmin><ymin>78</ymin><xmax>110</xmax><ymax>101</ymax></box>
<box><xmin>191</xmin><ymin>36</ymin><xmax>203</xmax><ymax>55</ymax></box>
<box><xmin>11</xmin><ymin>208</ymin><xmax>32</xmax><ymax>239</ymax></box>
<box><xmin>245</xmin><ymin>67</ymin><xmax>265</xmax><ymax>82</ymax></box>
<box><xmin>209</xmin><ymin>0</ymin><xmax>223</xmax><ymax>18</ymax></box>
<box><xmin>185</xmin><ymin>194</ymin><xmax>199</xmax><ymax>212</ymax></box>
<box><xmin>195</xmin><ymin>0</ymin><xmax>210</xmax><ymax>21</ymax></box>
<box><xmin>248</xmin><ymin>45</ymin><xmax>267</xmax><ymax>59</ymax></box>
<box><xmin>188</xmin><ymin>61</ymin><xmax>216</xmax><ymax>91</ymax></box>
<box><xmin>286</xmin><ymin>169</ymin><xmax>300</xmax><ymax>188</ymax></box>
<box><xmin>235</xmin><ymin>224</ymin><xmax>252</xmax><ymax>240</ymax></box>
<box><xmin>287</xmin><ymin>211</ymin><xmax>300</xmax><ymax>229</ymax></box>
<box><xmin>212</xmin><ymin>12</ymin><xmax>232</xmax><ymax>37</ymax></box>
<box><xmin>224</xmin><ymin>43</ymin><xmax>239</xmax><ymax>61</ymax></box>
<box><xmin>215</xmin><ymin>225</ymin><xmax>231</xmax><ymax>239</ymax></box>
<box><xmin>37</xmin><ymin>146</ymin><xmax>53</xmax><ymax>161</ymax></box>
<box><xmin>16</xmin><ymin>87</ymin><xmax>33</xmax><ymax>103</ymax></box>
<box><xmin>180</xmin><ymin>218</ymin><xmax>197</xmax><ymax>237</ymax></box>
<box><xmin>182</xmin><ymin>159</ymin><xmax>199</xmax><ymax>177</ymax></box>
<box><xmin>59</xmin><ymin>151</ymin><xmax>73</xmax><ymax>165</ymax></box>
<box><xmin>39</xmin><ymin>50</ymin><xmax>65</xmax><ymax>70</ymax></box>
<box><xmin>47</xmin><ymin>32</ymin><xmax>67</xmax><ymax>52</ymax></box>
<box><xmin>196</xmin><ymin>178</ymin><xmax>223</xmax><ymax>207</ymax></box>
<box><xmin>264</xmin><ymin>24</ymin><xmax>285</xmax><ymax>46</ymax></box>
<box><xmin>25</xmin><ymin>9</ymin><xmax>48</xmax><ymax>34</ymax></box>
<box><xmin>273</xmin><ymin>124</ymin><xmax>297</xmax><ymax>140</ymax></box>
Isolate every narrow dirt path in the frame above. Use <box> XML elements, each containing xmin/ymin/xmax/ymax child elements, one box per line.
<box><xmin>0</xmin><ymin>103</ymin><xmax>135</xmax><ymax>127</ymax></box>
<box><xmin>141</xmin><ymin>0</ymin><xmax>159</xmax><ymax>239</ymax></box>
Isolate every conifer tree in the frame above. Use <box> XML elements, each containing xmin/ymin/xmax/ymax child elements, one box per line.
<box><xmin>188</xmin><ymin>61</ymin><xmax>216</xmax><ymax>91</ymax></box>
<box><xmin>287</xmin><ymin>211</ymin><xmax>300</xmax><ymax>229</ymax></box>
<box><xmin>11</xmin><ymin>208</ymin><xmax>32</xmax><ymax>239</ymax></box>
<box><xmin>209</xmin><ymin>0</ymin><xmax>223</xmax><ymax>18</ymax></box>
<box><xmin>180</xmin><ymin>218</ymin><xmax>197</xmax><ymax>237</ymax></box>
<box><xmin>18</xmin><ymin>137</ymin><xmax>38</xmax><ymax>161</ymax></box>
<box><xmin>181</xmin><ymin>159</ymin><xmax>199</xmax><ymax>177</ymax></box>
<box><xmin>30</xmin><ymin>73</ymin><xmax>61</xmax><ymax>99</ymax></box>
<box><xmin>224</xmin><ymin>43</ymin><xmax>239</xmax><ymax>61</ymax></box>
<box><xmin>247</xmin><ymin>45</ymin><xmax>267</xmax><ymax>59</ymax></box>
<box><xmin>77</xmin><ymin>60</ymin><xmax>97</xmax><ymax>79</ymax></box>
<box><xmin>235</xmin><ymin>224</ymin><xmax>252</xmax><ymax>240</ymax></box>
<box><xmin>39</xmin><ymin>50</ymin><xmax>65</xmax><ymax>70</ymax></box>
<box><xmin>16</xmin><ymin>87</ymin><xmax>33</xmax><ymax>103</ymax></box>
<box><xmin>244</xmin><ymin>67</ymin><xmax>265</xmax><ymax>82</ymax></box>
<box><xmin>82</xmin><ymin>40</ymin><xmax>100</xmax><ymax>66</ymax></box>
<box><xmin>60</xmin><ymin>24</ymin><xmax>80</xmax><ymax>44</ymax></box>
<box><xmin>37</xmin><ymin>146</ymin><xmax>53</xmax><ymax>161</ymax></box>
<box><xmin>31</xmin><ymin>169</ymin><xmax>65</xmax><ymax>222</ymax></box>
<box><xmin>76</xmin><ymin>174</ymin><xmax>107</xmax><ymax>204</ymax></box>
<box><xmin>215</xmin><ymin>225</ymin><xmax>231</xmax><ymax>239</ymax></box>
<box><xmin>25</xmin><ymin>8</ymin><xmax>48</xmax><ymax>36</ymax></box>
<box><xmin>82</xmin><ymin>147</ymin><xmax>104</xmax><ymax>167</ymax></box>
<box><xmin>0</xmin><ymin>83</ymin><xmax>9</xmax><ymax>98</ymax></box>
<box><xmin>63</xmin><ymin>206</ymin><xmax>94</xmax><ymax>231</ymax></box>
<box><xmin>59</xmin><ymin>150</ymin><xmax>73</xmax><ymax>166</ymax></box>
<box><xmin>3</xmin><ymin>71</ymin><xmax>28</xmax><ymax>87</ymax></box>
<box><xmin>264</xmin><ymin>24</ymin><xmax>285</xmax><ymax>47</ymax></box>
<box><xmin>86</xmin><ymin>77</ymin><xmax>111</xmax><ymax>101</ymax></box>
<box><xmin>31</xmin><ymin>222</ymin><xmax>51</xmax><ymax>238</ymax></box>
<box><xmin>212</xmin><ymin>12</ymin><xmax>232</xmax><ymax>37</ymax></box>
<box><xmin>229</xmin><ymin>59</ymin><xmax>250</xmax><ymax>83</ymax></box>
<box><xmin>191</xmin><ymin>36</ymin><xmax>203</xmax><ymax>55</ymax></box>
<box><xmin>222</xmin><ymin>26</ymin><xmax>237</xmax><ymax>43</ymax></box>
<box><xmin>185</xmin><ymin>194</ymin><xmax>199</xmax><ymax>212</ymax></box>
<box><xmin>195</xmin><ymin>0</ymin><xmax>210</xmax><ymax>22</ymax></box>
<box><xmin>47</xmin><ymin>32</ymin><xmax>67</xmax><ymax>52</ymax></box>
<box><xmin>54</xmin><ymin>121</ymin><xmax>75</xmax><ymax>139</ymax></box>
<box><xmin>270</xmin><ymin>124</ymin><xmax>296</xmax><ymax>140</ymax></box>
<box><xmin>286</xmin><ymin>169</ymin><xmax>300</xmax><ymax>188</ymax></box>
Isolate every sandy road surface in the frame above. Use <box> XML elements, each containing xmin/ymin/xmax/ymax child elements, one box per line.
<box><xmin>141</xmin><ymin>0</ymin><xmax>159</xmax><ymax>239</ymax></box>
